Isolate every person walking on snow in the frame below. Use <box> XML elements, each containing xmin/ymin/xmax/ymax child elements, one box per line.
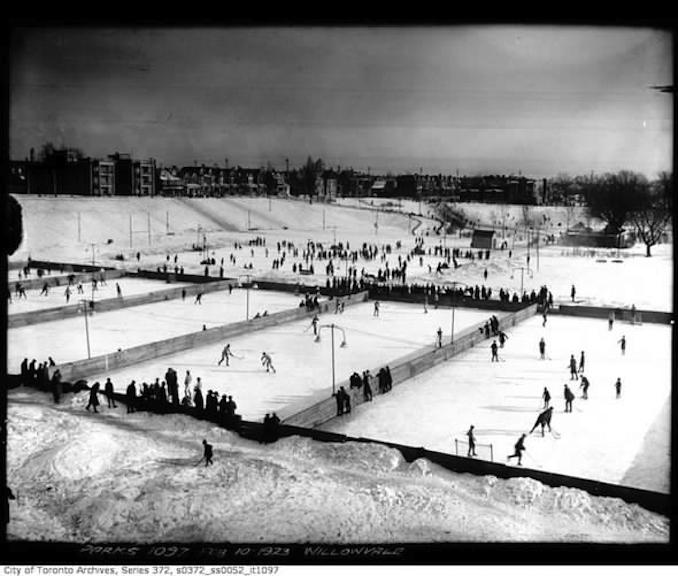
<box><xmin>564</xmin><ymin>384</ymin><xmax>574</xmax><ymax>413</ymax></box>
<box><xmin>580</xmin><ymin>375</ymin><xmax>590</xmax><ymax>399</ymax></box>
<box><xmin>571</xmin><ymin>284</ymin><xmax>576</xmax><ymax>303</ymax></box>
<box><xmin>467</xmin><ymin>425</ymin><xmax>477</xmax><ymax>457</ymax></box>
<box><xmin>568</xmin><ymin>354</ymin><xmax>578</xmax><ymax>380</ymax></box>
<box><xmin>201</xmin><ymin>439</ymin><xmax>213</xmax><ymax>466</ymax></box>
<box><xmin>615</xmin><ymin>377</ymin><xmax>622</xmax><ymax>398</ymax></box>
<box><xmin>85</xmin><ymin>382</ymin><xmax>101</xmax><ymax>413</ymax></box>
<box><xmin>217</xmin><ymin>344</ymin><xmax>234</xmax><ymax>366</ymax></box>
<box><xmin>539</xmin><ymin>337</ymin><xmax>546</xmax><ymax>360</ymax></box>
<box><xmin>507</xmin><ymin>434</ymin><xmax>526</xmax><ymax>466</ymax></box>
<box><xmin>617</xmin><ymin>335</ymin><xmax>626</xmax><ymax>355</ymax></box>
<box><xmin>542</xmin><ymin>387</ymin><xmax>551</xmax><ymax>409</ymax></box>
<box><xmin>578</xmin><ymin>351</ymin><xmax>585</xmax><ymax>373</ymax></box>
<box><xmin>261</xmin><ymin>352</ymin><xmax>276</xmax><ymax>373</ymax></box>
<box><xmin>529</xmin><ymin>406</ymin><xmax>553</xmax><ymax>437</ymax></box>
<box><xmin>490</xmin><ymin>340</ymin><xmax>499</xmax><ymax>362</ymax></box>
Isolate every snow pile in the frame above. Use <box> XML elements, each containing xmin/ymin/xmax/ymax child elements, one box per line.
<box><xmin>6</xmin><ymin>389</ymin><xmax>668</xmax><ymax>543</ymax></box>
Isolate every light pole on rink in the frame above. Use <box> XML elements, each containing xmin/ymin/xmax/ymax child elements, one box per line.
<box><xmin>80</xmin><ymin>299</ymin><xmax>91</xmax><ymax>359</ymax></box>
<box><xmin>448</xmin><ymin>281</ymin><xmax>469</xmax><ymax>344</ymax></box>
<box><xmin>314</xmin><ymin>323</ymin><xmax>347</xmax><ymax>396</ymax></box>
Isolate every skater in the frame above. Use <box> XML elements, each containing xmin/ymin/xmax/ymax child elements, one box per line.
<box><xmin>570</xmin><ymin>284</ymin><xmax>576</xmax><ymax>303</ymax></box>
<box><xmin>436</xmin><ymin>327</ymin><xmax>443</xmax><ymax>349</ymax></box>
<box><xmin>563</xmin><ymin>384</ymin><xmax>574</xmax><ymax>413</ymax></box>
<box><xmin>490</xmin><ymin>340</ymin><xmax>499</xmax><ymax>362</ymax></box>
<box><xmin>539</xmin><ymin>337</ymin><xmax>546</xmax><ymax>360</ymax></box>
<box><xmin>617</xmin><ymin>335</ymin><xmax>626</xmax><ymax>355</ymax></box>
<box><xmin>542</xmin><ymin>309</ymin><xmax>548</xmax><ymax>327</ymax></box>
<box><xmin>529</xmin><ymin>406</ymin><xmax>553</xmax><ymax>437</ymax></box>
<box><xmin>217</xmin><ymin>344</ymin><xmax>234</xmax><ymax>366</ymax></box>
<box><xmin>261</xmin><ymin>352</ymin><xmax>276</xmax><ymax>373</ymax></box>
<box><xmin>608</xmin><ymin>310</ymin><xmax>615</xmax><ymax>330</ymax></box>
<box><xmin>201</xmin><ymin>439</ymin><xmax>213</xmax><ymax>466</ymax></box>
<box><xmin>615</xmin><ymin>377</ymin><xmax>622</xmax><ymax>398</ymax></box>
<box><xmin>568</xmin><ymin>354</ymin><xmax>578</xmax><ymax>380</ymax></box>
<box><xmin>580</xmin><ymin>375</ymin><xmax>590</xmax><ymax>399</ymax></box>
<box><xmin>104</xmin><ymin>377</ymin><xmax>116</xmax><ymax>408</ymax></box>
<box><xmin>64</xmin><ymin>286</ymin><xmax>71</xmax><ymax>303</ymax></box>
<box><xmin>578</xmin><ymin>351</ymin><xmax>585</xmax><ymax>374</ymax></box>
<box><xmin>542</xmin><ymin>386</ymin><xmax>551</xmax><ymax>409</ymax></box>
<box><xmin>310</xmin><ymin>314</ymin><xmax>319</xmax><ymax>335</ymax></box>
<box><xmin>85</xmin><ymin>382</ymin><xmax>101</xmax><ymax>413</ymax></box>
<box><xmin>116</xmin><ymin>283</ymin><xmax>122</xmax><ymax>298</ymax></box>
<box><xmin>507</xmin><ymin>434</ymin><xmax>526</xmax><ymax>466</ymax></box>
<box><xmin>467</xmin><ymin>425</ymin><xmax>477</xmax><ymax>457</ymax></box>
<box><xmin>498</xmin><ymin>331</ymin><xmax>508</xmax><ymax>348</ymax></box>
<box><xmin>40</xmin><ymin>282</ymin><xmax>49</xmax><ymax>296</ymax></box>
<box><xmin>181</xmin><ymin>288</ymin><xmax>186</xmax><ymax>301</ymax></box>
<box><xmin>194</xmin><ymin>292</ymin><xmax>203</xmax><ymax>305</ymax></box>
<box><xmin>373</xmin><ymin>300</ymin><xmax>380</xmax><ymax>317</ymax></box>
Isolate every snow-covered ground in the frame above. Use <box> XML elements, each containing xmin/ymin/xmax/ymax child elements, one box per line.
<box><xmin>7</xmin><ymin>288</ymin><xmax>300</xmax><ymax>372</ymax></box>
<box><xmin>6</xmin><ymin>387</ymin><xmax>668</xmax><ymax>543</ymax></box>
<box><xmin>322</xmin><ymin>314</ymin><xmax>671</xmax><ymax>493</ymax></box>
<box><xmin>7</xmin><ymin>277</ymin><xmax>190</xmax><ymax>313</ymax></box>
<box><xmin>85</xmin><ymin>302</ymin><xmax>498</xmax><ymax>421</ymax></box>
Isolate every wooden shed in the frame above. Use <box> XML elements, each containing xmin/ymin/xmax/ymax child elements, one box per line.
<box><xmin>470</xmin><ymin>229</ymin><xmax>495</xmax><ymax>249</ymax></box>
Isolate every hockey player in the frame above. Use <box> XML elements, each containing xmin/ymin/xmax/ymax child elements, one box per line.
<box><xmin>529</xmin><ymin>406</ymin><xmax>553</xmax><ymax>437</ymax></box>
<box><xmin>217</xmin><ymin>344</ymin><xmax>235</xmax><ymax>366</ymax></box>
<box><xmin>564</xmin><ymin>384</ymin><xmax>574</xmax><ymax>413</ymax></box>
<box><xmin>507</xmin><ymin>434</ymin><xmax>526</xmax><ymax>466</ymax></box>
<box><xmin>578</xmin><ymin>351</ymin><xmax>586</xmax><ymax>373</ymax></box>
<box><xmin>498</xmin><ymin>331</ymin><xmax>508</xmax><ymax>348</ymax></box>
<box><xmin>580</xmin><ymin>375</ymin><xmax>590</xmax><ymax>399</ymax></box>
<box><xmin>539</xmin><ymin>337</ymin><xmax>546</xmax><ymax>360</ymax></box>
<box><xmin>467</xmin><ymin>425</ymin><xmax>477</xmax><ymax>457</ymax></box>
<box><xmin>568</xmin><ymin>354</ymin><xmax>578</xmax><ymax>380</ymax></box>
<box><xmin>490</xmin><ymin>340</ymin><xmax>499</xmax><ymax>362</ymax></box>
<box><xmin>617</xmin><ymin>335</ymin><xmax>626</xmax><ymax>355</ymax></box>
<box><xmin>542</xmin><ymin>387</ymin><xmax>551</xmax><ymax>409</ymax></box>
<box><xmin>261</xmin><ymin>352</ymin><xmax>276</xmax><ymax>373</ymax></box>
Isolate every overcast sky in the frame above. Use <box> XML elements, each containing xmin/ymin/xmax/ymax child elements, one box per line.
<box><xmin>10</xmin><ymin>26</ymin><xmax>673</xmax><ymax>178</ymax></box>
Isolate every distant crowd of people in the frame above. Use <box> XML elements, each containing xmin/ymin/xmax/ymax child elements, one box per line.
<box><xmin>334</xmin><ymin>366</ymin><xmax>393</xmax><ymax>416</ymax></box>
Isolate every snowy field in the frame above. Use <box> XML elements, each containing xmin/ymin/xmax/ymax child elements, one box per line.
<box><xmin>86</xmin><ymin>302</ymin><xmax>500</xmax><ymax>421</ymax></box>
<box><xmin>6</xmin><ymin>387</ymin><xmax>668</xmax><ymax>544</ymax></box>
<box><xmin>321</xmin><ymin>314</ymin><xmax>671</xmax><ymax>493</ymax></box>
<box><xmin>7</xmin><ymin>276</ymin><xmax>191</xmax><ymax>313</ymax></box>
<box><xmin>7</xmin><ymin>288</ymin><xmax>300</xmax><ymax>372</ymax></box>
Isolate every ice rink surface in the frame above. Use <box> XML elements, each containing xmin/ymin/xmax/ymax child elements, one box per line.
<box><xmin>7</xmin><ymin>276</ymin><xmax>191</xmax><ymax>313</ymax></box>
<box><xmin>321</xmin><ymin>314</ymin><xmax>671</xmax><ymax>493</ymax></box>
<box><xmin>7</xmin><ymin>288</ymin><xmax>300</xmax><ymax>372</ymax></box>
<box><xmin>86</xmin><ymin>303</ymin><xmax>502</xmax><ymax>421</ymax></box>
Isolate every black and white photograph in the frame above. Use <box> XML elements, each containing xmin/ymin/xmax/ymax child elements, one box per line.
<box><xmin>2</xmin><ymin>21</ymin><xmax>675</xmax><ymax>564</ymax></box>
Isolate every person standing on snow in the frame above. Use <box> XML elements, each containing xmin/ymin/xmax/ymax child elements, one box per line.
<box><xmin>86</xmin><ymin>382</ymin><xmax>101</xmax><ymax>413</ymax></box>
<box><xmin>467</xmin><ymin>425</ymin><xmax>477</xmax><ymax>457</ymax></box>
<box><xmin>201</xmin><ymin>439</ymin><xmax>213</xmax><ymax>466</ymax></box>
<box><xmin>490</xmin><ymin>340</ymin><xmax>499</xmax><ymax>362</ymax></box>
<box><xmin>104</xmin><ymin>377</ymin><xmax>116</xmax><ymax>408</ymax></box>
<box><xmin>542</xmin><ymin>387</ymin><xmax>551</xmax><ymax>409</ymax></box>
<box><xmin>568</xmin><ymin>354</ymin><xmax>578</xmax><ymax>380</ymax></box>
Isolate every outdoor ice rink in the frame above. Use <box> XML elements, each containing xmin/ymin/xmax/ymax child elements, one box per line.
<box><xmin>7</xmin><ymin>276</ymin><xmax>192</xmax><ymax>313</ymax></box>
<box><xmin>85</xmin><ymin>301</ymin><xmax>502</xmax><ymax>421</ymax></box>
<box><xmin>321</xmin><ymin>313</ymin><xmax>671</xmax><ymax>493</ymax></box>
<box><xmin>7</xmin><ymin>287</ymin><xmax>300</xmax><ymax>372</ymax></box>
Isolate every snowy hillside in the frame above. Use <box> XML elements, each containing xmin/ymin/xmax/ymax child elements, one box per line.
<box><xmin>6</xmin><ymin>388</ymin><xmax>668</xmax><ymax>544</ymax></box>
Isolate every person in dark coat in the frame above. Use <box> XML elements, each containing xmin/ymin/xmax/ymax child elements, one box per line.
<box><xmin>568</xmin><ymin>355</ymin><xmax>578</xmax><ymax>380</ymax></box>
<box><xmin>580</xmin><ymin>376</ymin><xmax>590</xmax><ymax>399</ymax></box>
<box><xmin>539</xmin><ymin>337</ymin><xmax>546</xmax><ymax>360</ymax></box>
<box><xmin>615</xmin><ymin>377</ymin><xmax>622</xmax><ymax>398</ymax></box>
<box><xmin>126</xmin><ymin>380</ymin><xmax>137</xmax><ymax>413</ymax></box>
<box><xmin>334</xmin><ymin>388</ymin><xmax>345</xmax><ymax>416</ymax></box>
<box><xmin>86</xmin><ymin>382</ymin><xmax>101</xmax><ymax>413</ymax></box>
<box><xmin>104</xmin><ymin>377</ymin><xmax>116</xmax><ymax>408</ymax></box>
<box><xmin>362</xmin><ymin>371</ymin><xmax>373</xmax><ymax>401</ymax></box>
<box><xmin>564</xmin><ymin>384</ymin><xmax>574</xmax><ymax>413</ymax></box>
<box><xmin>194</xmin><ymin>386</ymin><xmax>204</xmax><ymax>411</ymax></box>
<box><xmin>490</xmin><ymin>340</ymin><xmax>499</xmax><ymax>362</ymax></box>
<box><xmin>467</xmin><ymin>425</ymin><xmax>477</xmax><ymax>457</ymax></box>
<box><xmin>51</xmin><ymin>369</ymin><xmax>62</xmax><ymax>404</ymax></box>
<box><xmin>507</xmin><ymin>434</ymin><xmax>526</xmax><ymax>466</ymax></box>
<box><xmin>617</xmin><ymin>335</ymin><xmax>626</xmax><ymax>355</ymax></box>
<box><xmin>542</xmin><ymin>387</ymin><xmax>551</xmax><ymax>409</ymax></box>
<box><xmin>341</xmin><ymin>386</ymin><xmax>351</xmax><ymax>413</ymax></box>
<box><xmin>385</xmin><ymin>366</ymin><xmax>392</xmax><ymax>391</ymax></box>
<box><xmin>20</xmin><ymin>358</ymin><xmax>28</xmax><ymax>387</ymax></box>
<box><xmin>202</xmin><ymin>439</ymin><xmax>213</xmax><ymax>466</ymax></box>
<box><xmin>529</xmin><ymin>406</ymin><xmax>553</xmax><ymax>436</ymax></box>
<box><xmin>578</xmin><ymin>351</ymin><xmax>586</xmax><ymax>374</ymax></box>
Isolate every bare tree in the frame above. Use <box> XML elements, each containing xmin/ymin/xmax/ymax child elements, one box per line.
<box><xmin>629</xmin><ymin>176</ymin><xmax>672</xmax><ymax>257</ymax></box>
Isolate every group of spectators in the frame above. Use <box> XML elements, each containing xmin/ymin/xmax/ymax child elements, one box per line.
<box><xmin>334</xmin><ymin>365</ymin><xmax>393</xmax><ymax>416</ymax></box>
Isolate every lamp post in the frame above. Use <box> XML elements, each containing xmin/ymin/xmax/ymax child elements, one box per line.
<box><xmin>238</xmin><ymin>274</ymin><xmax>257</xmax><ymax>320</ymax></box>
<box><xmin>314</xmin><ymin>323</ymin><xmax>347</xmax><ymax>396</ymax></box>
<box><xmin>80</xmin><ymin>299</ymin><xmax>91</xmax><ymax>359</ymax></box>
<box><xmin>511</xmin><ymin>266</ymin><xmax>533</xmax><ymax>296</ymax></box>
<box><xmin>448</xmin><ymin>281</ymin><xmax>469</xmax><ymax>344</ymax></box>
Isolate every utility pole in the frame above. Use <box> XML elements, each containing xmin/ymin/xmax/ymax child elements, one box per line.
<box><xmin>82</xmin><ymin>299</ymin><xmax>91</xmax><ymax>359</ymax></box>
